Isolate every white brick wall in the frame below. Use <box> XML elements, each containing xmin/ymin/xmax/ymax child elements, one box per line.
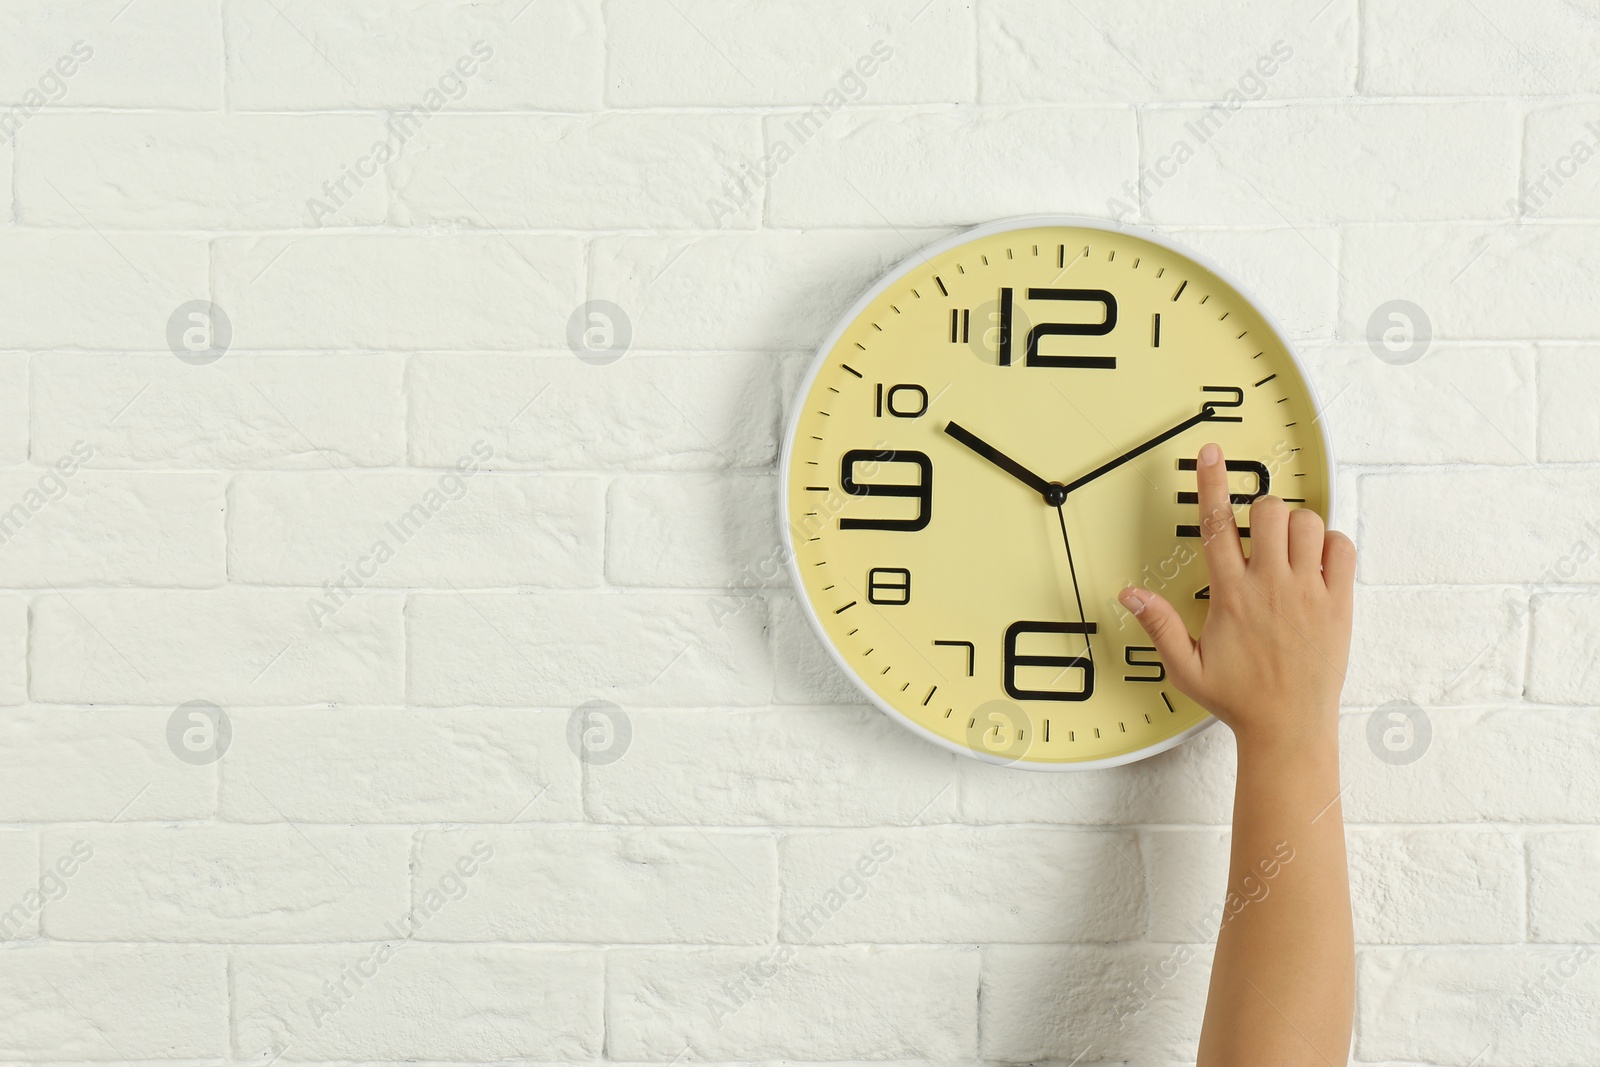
<box><xmin>1</xmin><ymin>3</ymin><xmax>1596</xmax><ymax>1065</ymax></box>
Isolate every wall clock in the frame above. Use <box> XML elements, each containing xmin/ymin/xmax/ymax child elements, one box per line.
<box><xmin>779</xmin><ymin>216</ymin><xmax>1334</xmax><ymax>771</ymax></box>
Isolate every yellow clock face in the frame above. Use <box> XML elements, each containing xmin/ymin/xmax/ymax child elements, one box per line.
<box><xmin>781</xmin><ymin>218</ymin><xmax>1333</xmax><ymax>770</ymax></box>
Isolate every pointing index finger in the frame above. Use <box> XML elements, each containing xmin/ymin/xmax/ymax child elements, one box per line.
<box><xmin>1195</xmin><ymin>442</ymin><xmax>1245</xmax><ymax>583</ymax></box>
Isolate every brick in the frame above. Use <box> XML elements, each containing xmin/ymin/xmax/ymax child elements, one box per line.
<box><xmin>407</xmin><ymin>352</ymin><xmax>785</xmax><ymax>471</ymax></box>
<box><xmin>980</xmin><ymin>0</ymin><xmax>1355</xmax><ymax>103</ymax></box>
<box><xmin>0</xmin><ymin>597</ymin><xmax>22</xmax><ymax>704</ymax></box>
<box><xmin>44</xmin><ymin>826</ymin><xmax>410</xmax><ymax>942</ymax></box>
<box><xmin>0</xmin><ymin>830</ymin><xmax>40</xmax><ymax>940</ymax></box>
<box><xmin>33</xmin><ymin>352</ymin><xmax>406</xmax><ymax>469</ymax></box>
<box><xmin>585</xmin><ymin>707</ymin><xmax>958</xmax><ymax>826</ymax></box>
<box><xmin>1520</xmin><ymin>105</ymin><xmax>1600</xmax><ymax>218</ymax></box>
<box><xmin>981</xmin><ymin>944</ymin><xmax>1211</xmax><ymax>1064</ymax></box>
<box><xmin>18</xmin><ymin>114</ymin><xmax>388</xmax><ymax>229</ymax></box>
<box><xmin>31</xmin><ymin>590</ymin><xmax>404</xmax><ymax>705</ymax></box>
<box><xmin>393</xmin><ymin>114</ymin><xmax>762</xmax><ymax>229</ymax></box>
<box><xmin>1142</xmin><ymin>103</ymin><xmax>1516</xmax><ymax>223</ymax></box>
<box><xmin>606</xmin><ymin>473</ymin><xmax>778</xmax><ymax>587</ymax></box>
<box><xmin>767</xmin><ymin>590</ymin><xmax>863</xmax><ymax>705</ymax></box>
<box><xmin>0</xmin><ymin>2</ymin><xmax>219</xmax><ymax>108</ymax></box>
<box><xmin>1346</xmin><ymin>588</ymin><xmax>1525</xmax><ymax>705</ymax></box>
<box><xmin>589</xmin><ymin>229</ymin><xmax>946</xmax><ymax>351</ymax></box>
<box><xmin>407</xmin><ymin>592</ymin><xmax>771</xmax><ymax>706</ymax></box>
<box><xmin>0</xmin><ymin>355</ymin><xmax>23</xmax><ymax>467</ymax></box>
<box><xmin>958</xmin><ymin>719</ymin><xmax>1236</xmax><ymax>825</ymax></box>
<box><xmin>606</xmin><ymin>946</ymin><xmax>977</xmax><ymax>1060</ymax></box>
<box><xmin>219</xmin><ymin>707</ymin><xmax>580</xmax><ymax>823</ymax></box>
<box><xmin>234</xmin><ymin>945</ymin><xmax>602</xmax><ymax>1061</ymax></box>
<box><xmin>0</xmin><ymin>471</ymin><xmax>224</xmax><ymax>587</ymax></box>
<box><xmin>604</xmin><ymin>0</ymin><xmax>972</xmax><ymax>106</ymax></box>
<box><xmin>1538</xmin><ymin>346</ymin><xmax>1600</xmax><ymax>461</ymax></box>
<box><xmin>779</xmin><ymin>827</ymin><xmax>1144</xmax><ymax>943</ymax></box>
<box><xmin>229</xmin><ymin>471</ymin><xmax>602</xmax><ymax>588</ymax></box>
<box><xmin>1342</xmin><ymin>707</ymin><xmax>1600</xmax><ymax>825</ymax></box>
<box><xmin>0</xmin><ymin>944</ymin><xmax>226</xmax><ymax>1059</ymax></box>
<box><xmin>1362</xmin><ymin>1</ymin><xmax>1600</xmax><ymax>95</ymax></box>
<box><xmin>1159</xmin><ymin>226</ymin><xmax>1339</xmax><ymax>339</ymax></box>
<box><xmin>1341</xmin><ymin>224</ymin><xmax>1600</xmax><ymax>340</ymax></box>
<box><xmin>1528</xmin><ymin>592</ymin><xmax>1600</xmax><ymax>705</ymax></box>
<box><xmin>764</xmin><ymin>107</ymin><xmax>1137</xmax><ymax>227</ymax></box>
<box><xmin>1529</xmin><ymin>830</ymin><xmax>1600</xmax><ymax>942</ymax></box>
<box><xmin>0</xmin><ymin>707</ymin><xmax>214</xmax><ymax>821</ymax></box>
<box><xmin>1348</xmin><ymin>829</ymin><xmax>1523</xmax><ymax>944</ymax></box>
<box><xmin>213</xmin><ymin>236</ymin><xmax>581</xmax><ymax>350</ymax></box>
<box><xmin>1361</xmin><ymin>469</ymin><xmax>1600</xmax><ymax>584</ymax></box>
<box><xmin>414</xmin><ymin>827</ymin><xmax>776</xmax><ymax>943</ymax></box>
<box><xmin>1300</xmin><ymin>343</ymin><xmax>1536</xmax><ymax>464</ymax></box>
<box><xmin>1358</xmin><ymin>947</ymin><xmax>1600</xmax><ymax>1066</ymax></box>
<box><xmin>0</xmin><ymin>234</ymin><xmax>206</xmax><ymax>349</ymax></box>
<box><xmin>1141</xmin><ymin>828</ymin><xmax>1230</xmax><ymax>943</ymax></box>
<box><xmin>224</xmin><ymin>0</ymin><xmax>602</xmax><ymax>110</ymax></box>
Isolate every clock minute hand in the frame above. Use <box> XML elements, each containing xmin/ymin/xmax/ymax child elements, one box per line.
<box><xmin>943</xmin><ymin>421</ymin><xmax>1060</xmax><ymax>503</ymax></box>
<box><xmin>1061</xmin><ymin>408</ymin><xmax>1215</xmax><ymax>495</ymax></box>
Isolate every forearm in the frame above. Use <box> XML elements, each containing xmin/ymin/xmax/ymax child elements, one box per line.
<box><xmin>1125</xmin><ymin>446</ymin><xmax>1357</xmax><ymax>1063</ymax></box>
<box><xmin>1196</xmin><ymin>729</ymin><xmax>1353</xmax><ymax>1067</ymax></box>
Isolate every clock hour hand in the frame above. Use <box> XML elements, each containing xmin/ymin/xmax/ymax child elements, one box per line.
<box><xmin>1060</xmin><ymin>407</ymin><xmax>1216</xmax><ymax>495</ymax></box>
<box><xmin>943</xmin><ymin>421</ymin><xmax>1064</xmax><ymax>505</ymax></box>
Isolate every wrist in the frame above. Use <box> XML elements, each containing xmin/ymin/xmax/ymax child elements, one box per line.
<box><xmin>1230</xmin><ymin>722</ymin><xmax>1343</xmax><ymax>828</ymax></box>
<box><xmin>1230</xmin><ymin>714</ymin><xmax>1340</xmax><ymax>768</ymax></box>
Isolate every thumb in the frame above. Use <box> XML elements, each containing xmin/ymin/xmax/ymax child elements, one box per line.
<box><xmin>1117</xmin><ymin>586</ymin><xmax>1201</xmax><ymax>689</ymax></box>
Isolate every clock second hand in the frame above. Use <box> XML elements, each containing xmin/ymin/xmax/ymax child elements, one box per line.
<box><xmin>1055</xmin><ymin>502</ymin><xmax>1094</xmax><ymax>671</ymax></box>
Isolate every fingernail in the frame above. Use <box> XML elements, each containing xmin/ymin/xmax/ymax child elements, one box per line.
<box><xmin>1118</xmin><ymin>587</ymin><xmax>1147</xmax><ymax>616</ymax></box>
<box><xmin>1199</xmin><ymin>442</ymin><xmax>1221</xmax><ymax>467</ymax></box>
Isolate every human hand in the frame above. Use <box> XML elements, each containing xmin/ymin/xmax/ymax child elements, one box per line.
<box><xmin>1117</xmin><ymin>442</ymin><xmax>1355</xmax><ymax>756</ymax></box>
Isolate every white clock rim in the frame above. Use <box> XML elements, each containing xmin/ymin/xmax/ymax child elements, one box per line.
<box><xmin>778</xmin><ymin>213</ymin><xmax>1340</xmax><ymax>773</ymax></box>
